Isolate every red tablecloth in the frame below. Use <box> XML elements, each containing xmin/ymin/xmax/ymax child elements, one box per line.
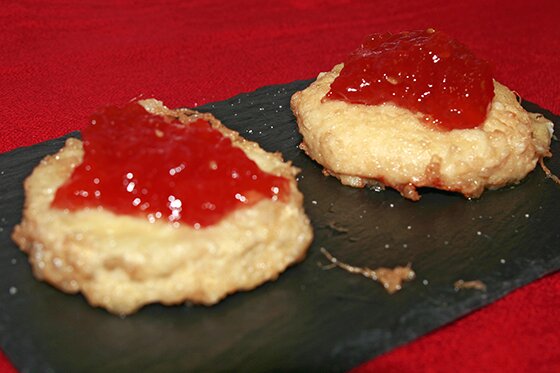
<box><xmin>1</xmin><ymin>1</ymin><xmax>559</xmax><ymax>371</ymax></box>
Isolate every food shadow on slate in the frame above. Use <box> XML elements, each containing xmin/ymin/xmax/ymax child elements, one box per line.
<box><xmin>0</xmin><ymin>80</ymin><xmax>559</xmax><ymax>372</ymax></box>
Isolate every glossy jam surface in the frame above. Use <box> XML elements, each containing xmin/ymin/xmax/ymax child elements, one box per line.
<box><xmin>326</xmin><ymin>29</ymin><xmax>494</xmax><ymax>130</ymax></box>
<box><xmin>52</xmin><ymin>103</ymin><xmax>289</xmax><ymax>227</ymax></box>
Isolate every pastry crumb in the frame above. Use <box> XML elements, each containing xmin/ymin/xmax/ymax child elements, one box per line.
<box><xmin>319</xmin><ymin>247</ymin><xmax>415</xmax><ymax>294</ymax></box>
<box><xmin>454</xmin><ymin>279</ymin><xmax>487</xmax><ymax>291</ymax></box>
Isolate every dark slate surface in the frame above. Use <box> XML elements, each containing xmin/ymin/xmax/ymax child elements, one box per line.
<box><xmin>1</xmin><ymin>80</ymin><xmax>559</xmax><ymax>372</ymax></box>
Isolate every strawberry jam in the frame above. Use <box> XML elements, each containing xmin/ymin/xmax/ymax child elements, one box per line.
<box><xmin>326</xmin><ymin>29</ymin><xmax>494</xmax><ymax>130</ymax></box>
<box><xmin>52</xmin><ymin>102</ymin><xmax>289</xmax><ymax>227</ymax></box>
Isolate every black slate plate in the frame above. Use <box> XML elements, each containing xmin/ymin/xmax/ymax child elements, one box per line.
<box><xmin>1</xmin><ymin>80</ymin><xmax>559</xmax><ymax>373</ymax></box>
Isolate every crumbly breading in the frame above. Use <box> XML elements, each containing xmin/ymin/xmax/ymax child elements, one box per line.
<box><xmin>12</xmin><ymin>99</ymin><xmax>313</xmax><ymax>315</ymax></box>
<box><xmin>291</xmin><ymin>64</ymin><xmax>553</xmax><ymax>200</ymax></box>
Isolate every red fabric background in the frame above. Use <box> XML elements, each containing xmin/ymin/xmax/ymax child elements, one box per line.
<box><xmin>1</xmin><ymin>0</ymin><xmax>559</xmax><ymax>371</ymax></box>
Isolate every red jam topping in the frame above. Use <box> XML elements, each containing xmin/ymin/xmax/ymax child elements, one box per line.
<box><xmin>326</xmin><ymin>29</ymin><xmax>494</xmax><ymax>130</ymax></box>
<box><xmin>52</xmin><ymin>102</ymin><xmax>289</xmax><ymax>227</ymax></box>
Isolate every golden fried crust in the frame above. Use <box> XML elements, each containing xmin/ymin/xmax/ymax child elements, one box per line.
<box><xmin>291</xmin><ymin>64</ymin><xmax>554</xmax><ymax>200</ymax></box>
<box><xmin>12</xmin><ymin>100</ymin><xmax>313</xmax><ymax>315</ymax></box>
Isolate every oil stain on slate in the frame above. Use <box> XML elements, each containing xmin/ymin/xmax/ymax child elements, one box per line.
<box><xmin>1</xmin><ymin>80</ymin><xmax>559</xmax><ymax>372</ymax></box>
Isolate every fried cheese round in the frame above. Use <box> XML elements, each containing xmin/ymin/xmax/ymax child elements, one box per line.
<box><xmin>291</xmin><ymin>64</ymin><xmax>554</xmax><ymax>200</ymax></box>
<box><xmin>12</xmin><ymin>100</ymin><xmax>313</xmax><ymax>315</ymax></box>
